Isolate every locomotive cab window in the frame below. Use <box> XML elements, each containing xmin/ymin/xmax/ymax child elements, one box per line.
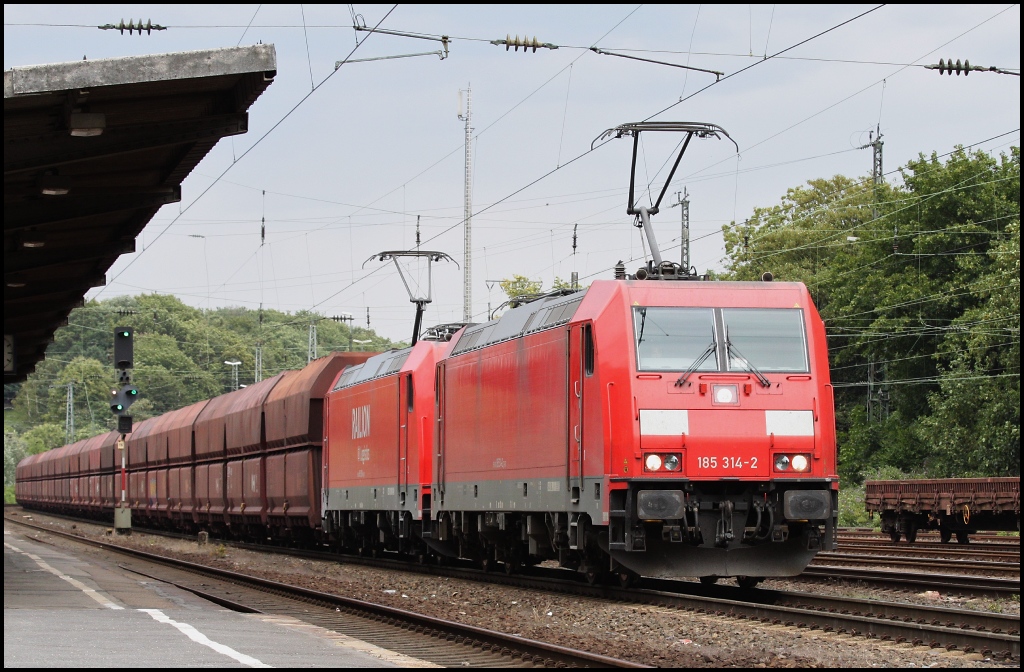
<box><xmin>634</xmin><ymin>307</ymin><xmax>717</xmax><ymax>372</ymax></box>
<box><xmin>722</xmin><ymin>308</ymin><xmax>808</xmax><ymax>373</ymax></box>
<box><xmin>583</xmin><ymin>323</ymin><xmax>594</xmax><ymax>376</ymax></box>
<box><xmin>633</xmin><ymin>307</ymin><xmax>808</xmax><ymax>373</ymax></box>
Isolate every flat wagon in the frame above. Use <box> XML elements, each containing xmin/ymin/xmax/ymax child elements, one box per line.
<box><xmin>865</xmin><ymin>477</ymin><xmax>1020</xmax><ymax>543</ymax></box>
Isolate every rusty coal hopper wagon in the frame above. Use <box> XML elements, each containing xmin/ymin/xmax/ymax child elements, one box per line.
<box><xmin>865</xmin><ymin>477</ymin><xmax>1020</xmax><ymax>544</ymax></box>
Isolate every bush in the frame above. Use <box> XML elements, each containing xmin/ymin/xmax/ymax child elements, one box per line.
<box><xmin>837</xmin><ymin>484</ymin><xmax>875</xmax><ymax>528</ymax></box>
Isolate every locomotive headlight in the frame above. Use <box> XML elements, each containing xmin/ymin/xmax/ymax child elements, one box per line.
<box><xmin>712</xmin><ymin>384</ymin><xmax>739</xmax><ymax>405</ymax></box>
<box><xmin>663</xmin><ymin>454</ymin><xmax>681</xmax><ymax>471</ymax></box>
<box><xmin>774</xmin><ymin>454</ymin><xmax>790</xmax><ymax>471</ymax></box>
<box><xmin>645</xmin><ymin>453</ymin><xmax>663</xmax><ymax>471</ymax></box>
<box><xmin>791</xmin><ymin>454</ymin><xmax>810</xmax><ymax>472</ymax></box>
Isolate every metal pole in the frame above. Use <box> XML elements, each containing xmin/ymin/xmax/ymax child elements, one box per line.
<box><xmin>671</xmin><ymin>189</ymin><xmax>690</xmax><ymax>270</ymax></box>
<box><xmin>308</xmin><ymin>321</ymin><xmax>318</xmax><ymax>363</ymax></box>
<box><xmin>114</xmin><ymin>434</ymin><xmax>131</xmax><ymax>533</ymax></box>
<box><xmin>225</xmin><ymin>360</ymin><xmax>241</xmax><ymax>391</ymax></box>
<box><xmin>65</xmin><ymin>382</ymin><xmax>74</xmax><ymax>443</ymax></box>
<box><xmin>459</xmin><ymin>85</ymin><xmax>473</xmax><ymax>321</ymax></box>
<box><xmin>638</xmin><ymin>207</ymin><xmax>664</xmax><ymax>266</ymax></box>
<box><xmin>121</xmin><ymin>440</ymin><xmax>126</xmax><ymax>506</ymax></box>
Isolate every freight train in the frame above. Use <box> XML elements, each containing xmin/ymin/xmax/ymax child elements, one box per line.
<box><xmin>16</xmin><ymin>121</ymin><xmax>839</xmax><ymax>587</ymax></box>
<box><xmin>15</xmin><ymin>276</ymin><xmax>838</xmax><ymax>586</ymax></box>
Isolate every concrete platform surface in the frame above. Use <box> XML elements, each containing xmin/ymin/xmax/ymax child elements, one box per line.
<box><xmin>4</xmin><ymin>524</ymin><xmax>435</xmax><ymax>668</ymax></box>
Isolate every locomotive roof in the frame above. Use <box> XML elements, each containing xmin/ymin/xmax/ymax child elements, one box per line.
<box><xmin>449</xmin><ymin>289</ymin><xmax>588</xmax><ymax>356</ymax></box>
<box><xmin>332</xmin><ymin>347</ymin><xmax>414</xmax><ymax>390</ymax></box>
<box><xmin>447</xmin><ymin>279</ymin><xmax>814</xmax><ymax>357</ymax></box>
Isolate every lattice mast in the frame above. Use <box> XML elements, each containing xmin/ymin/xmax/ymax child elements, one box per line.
<box><xmin>458</xmin><ymin>85</ymin><xmax>473</xmax><ymax>321</ymax></box>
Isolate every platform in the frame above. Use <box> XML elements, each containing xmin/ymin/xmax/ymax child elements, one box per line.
<box><xmin>4</xmin><ymin>523</ymin><xmax>431</xmax><ymax>668</ymax></box>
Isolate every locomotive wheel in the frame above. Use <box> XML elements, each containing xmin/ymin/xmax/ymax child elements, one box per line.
<box><xmin>889</xmin><ymin>529</ymin><xmax>901</xmax><ymax>543</ymax></box>
<box><xmin>956</xmin><ymin>531</ymin><xmax>970</xmax><ymax>545</ymax></box>
<box><xmin>736</xmin><ymin>576</ymin><xmax>762</xmax><ymax>589</ymax></box>
<box><xmin>940</xmin><ymin>528</ymin><xmax>952</xmax><ymax>544</ymax></box>
<box><xmin>584</xmin><ymin>568</ymin><xmax>605</xmax><ymax>586</ymax></box>
<box><xmin>699</xmin><ymin>576</ymin><xmax>719</xmax><ymax>586</ymax></box>
<box><xmin>617</xmin><ymin>570</ymin><xmax>640</xmax><ymax>589</ymax></box>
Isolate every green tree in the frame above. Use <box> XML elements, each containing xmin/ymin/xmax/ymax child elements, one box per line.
<box><xmin>7</xmin><ymin>294</ymin><xmax>402</xmax><ymax>448</ymax></box>
<box><xmin>918</xmin><ymin>218</ymin><xmax>1020</xmax><ymax>476</ymax></box>
<box><xmin>4</xmin><ymin>430</ymin><xmax>28</xmax><ymax>488</ymax></box>
<box><xmin>499</xmin><ymin>275</ymin><xmax>543</xmax><ymax>300</ymax></box>
<box><xmin>21</xmin><ymin>423</ymin><xmax>66</xmax><ymax>455</ymax></box>
<box><xmin>722</xmin><ymin>146</ymin><xmax>1020</xmax><ymax>482</ymax></box>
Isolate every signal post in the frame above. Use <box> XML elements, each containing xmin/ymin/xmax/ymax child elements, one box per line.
<box><xmin>111</xmin><ymin>327</ymin><xmax>138</xmax><ymax>533</ymax></box>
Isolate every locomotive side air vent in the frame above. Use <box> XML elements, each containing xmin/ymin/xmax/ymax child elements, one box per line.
<box><xmin>332</xmin><ymin>366</ymin><xmax>363</xmax><ymax>391</ymax></box>
<box><xmin>332</xmin><ymin>350</ymin><xmax>411</xmax><ymax>389</ymax></box>
<box><xmin>451</xmin><ymin>329</ymin><xmax>483</xmax><ymax>355</ymax></box>
<box><xmin>450</xmin><ymin>293</ymin><xmax>586</xmax><ymax>356</ymax></box>
<box><xmin>542</xmin><ymin>298</ymin><xmax>583</xmax><ymax>327</ymax></box>
<box><xmin>522</xmin><ymin>309</ymin><xmax>544</xmax><ymax>333</ymax></box>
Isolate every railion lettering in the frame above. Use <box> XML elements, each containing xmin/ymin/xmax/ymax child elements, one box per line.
<box><xmin>351</xmin><ymin>405</ymin><xmax>371</xmax><ymax>439</ymax></box>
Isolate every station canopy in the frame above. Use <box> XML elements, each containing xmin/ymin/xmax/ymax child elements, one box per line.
<box><xmin>4</xmin><ymin>45</ymin><xmax>276</xmax><ymax>382</ymax></box>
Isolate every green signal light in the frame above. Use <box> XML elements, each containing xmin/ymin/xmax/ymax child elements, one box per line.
<box><xmin>120</xmin><ymin>331</ymin><xmax>130</xmax><ymax>337</ymax></box>
<box><xmin>115</xmin><ymin>404</ymin><xmax>123</xmax><ymax>410</ymax></box>
<box><xmin>129</xmin><ymin>389</ymin><xmax>137</xmax><ymax>395</ymax></box>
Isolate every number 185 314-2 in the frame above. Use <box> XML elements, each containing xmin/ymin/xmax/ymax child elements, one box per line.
<box><xmin>696</xmin><ymin>456</ymin><xmax>757</xmax><ymax>470</ymax></box>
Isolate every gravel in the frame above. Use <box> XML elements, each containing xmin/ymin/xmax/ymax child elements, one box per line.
<box><xmin>8</xmin><ymin>510</ymin><xmax>1018</xmax><ymax>668</ymax></box>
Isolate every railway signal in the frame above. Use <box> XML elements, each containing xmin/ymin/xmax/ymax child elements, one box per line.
<box><xmin>112</xmin><ymin>328</ymin><xmax>136</xmax><ymax>532</ymax></box>
<box><xmin>114</xmin><ymin>326</ymin><xmax>133</xmax><ymax>368</ymax></box>
<box><xmin>109</xmin><ymin>385</ymin><xmax>139</xmax><ymax>415</ymax></box>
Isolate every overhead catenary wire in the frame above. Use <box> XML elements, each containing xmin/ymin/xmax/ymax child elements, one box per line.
<box><xmin>56</xmin><ymin>3</ymin><xmax>1015</xmax><ymax>342</ymax></box>
<box><xmin>642</xmin><ymin>4</ymin><xmax>887</xmax><ymax>123</ymax></box>
<box><xmin>93</xmin><ymin>5</ymin><xmax>399</xmax><ymax>298</ymax></box>
<box><xmin>338</xmin><ymin>5</ymin><xmax>894</xmax><ymax>304</ymax></box>
<box><xmin>236</xmin><ymin>4</ymin><xmax>261</xmax><ymax>46</ymax></box>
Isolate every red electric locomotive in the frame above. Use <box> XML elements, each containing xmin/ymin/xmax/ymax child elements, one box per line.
<box><xmin>322</xmin><ymin>324</ymin><xmax>463</xmax><ymax>556</ymax></box>
<box><xmin>429</xmin><ymin>278</ymin><xmax>836</xmax><ymax>585</ymax></box>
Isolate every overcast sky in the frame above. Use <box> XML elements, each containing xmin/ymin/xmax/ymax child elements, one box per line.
<box><xmin>4</xmin><ymin>4</ymin><xmax>1020</xmax><ymax>344</ymax></box>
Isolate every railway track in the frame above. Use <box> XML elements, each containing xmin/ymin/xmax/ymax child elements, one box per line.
<box><xmin>840</xmin><ymin>529</ymin><xmax>1020</xmax><ymax>546</ymax></box>
<box><xmin>16</xmin><ymin>506</ymin><xmax>1017</xmax><ymax>597</ymax></box>
<box><xmin>835</xmin><ymin>542</ymin><xmax>1021</xmax><ymax>563</ymax></box>
<box><xmin>6</xmin><ymin>515</ymin><xmax>646</xmax><ymax>668</ymax></box>
<box><xmin>8</xmin><ymin>510</ymin><xmax>1019</xmax><ymax>661</ymax></box>
<box><xmin>812</xmin><ymin>552</ymin><xmax>1019</xmax><ymax>578</ymax></box>
<box><xmin>798</xmin><ymin>565</ymin><xmax>1019</xmax><ymax>597</ymax></box>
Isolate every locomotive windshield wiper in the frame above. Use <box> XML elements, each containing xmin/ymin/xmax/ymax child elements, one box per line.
<box><xmin>636</xmin><ymin>307</ymin><xmax>647</xmax><ymax>344</ymax></box>
<box><xmin>725</xmin><ymin>328</ymin><xmax>771</xmax><ymax>388</ymax></box>
<box><xmin>675</xmin><ymin>337</ymin><xmax>716</xmax><ymax>387</ymax></box>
